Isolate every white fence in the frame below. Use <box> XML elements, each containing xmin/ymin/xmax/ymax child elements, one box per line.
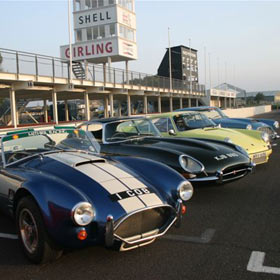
<box><xmin>224</xmin><ymin>105</ymin><xmax>272</xmax><ymax>118</ymax></box>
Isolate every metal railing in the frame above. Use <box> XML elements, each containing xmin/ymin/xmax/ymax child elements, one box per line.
<box><xmin>0</xmin><ymin>48</ymin><xmax>205</xmax><ymax>95</ymax></box>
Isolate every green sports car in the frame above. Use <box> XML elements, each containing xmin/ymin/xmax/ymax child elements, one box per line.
<box><xmin>150</xmin><ymin>111</ymin><xmax>272</xmax><ymax>165</ymax></box>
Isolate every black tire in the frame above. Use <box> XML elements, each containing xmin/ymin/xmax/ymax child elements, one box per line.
<box><xmin>16</xmin><ymin>196</ymin><xmax>63</xmax><ymax>264</ymax></box>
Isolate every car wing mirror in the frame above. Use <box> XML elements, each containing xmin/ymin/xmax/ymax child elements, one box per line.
<box><xmin>168</xmin><ymin>129</ymin><xmax>176</xmax><ymax>136</ymax></box>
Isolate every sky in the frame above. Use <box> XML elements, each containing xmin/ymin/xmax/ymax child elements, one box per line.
<box><xmin>0</xmin><ymin>0</ymin><xmax>279</xmax><ymax>92</ymax></box>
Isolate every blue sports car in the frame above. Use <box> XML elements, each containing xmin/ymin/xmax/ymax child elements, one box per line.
<box><xmin>176</xmin><ymin>106</ymin><xmax>279</xmax><ymax>140</ymax></box>
<box><xmin>0</xmin><ymin>128</ymin><xmax>193</xmax><ymax>263</ymax></box>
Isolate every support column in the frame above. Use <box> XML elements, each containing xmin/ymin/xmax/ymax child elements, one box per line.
<box><xmin>179</xmin><ymin>97</ymin><xmax>183</xmax><ymax>109</ymax></box>
<box><xmin>64</xmin><ymin>100</ymin><xmax>69</xmax><ymax>121</ymax></box>
<box><xmin>169</xmin><ymin>96</ymin><xmax>173</xmax><ymax>112</ymax></box>
<box><xmin>125</xmin><ymin>61</ymin><xmax>129</xmax><ymax>85</ymax></box>
<box><xmin>234</xmin><ymin>98</ymin><xmax>236</xmax><ymax>108</ymax></box>
<box><xmin>52</xmin><ymin>90</ymin><xmax>58</xmax><ymax>124</ymax></box>
<box><xmin>9</xmin><ymin>88</ymin><xmax>17</xmax><ymax>128</ymax></box>
<box><xmin>118</xmin><ymin>101</ymin><xmax>122</xmax><ymax>117</ymax></box>
<box><xmin>108</xmin><ymin>57</ymin><xmax>112</xmax><ymax>83</ymax></box>
<box><xmin>84</xmin><ymin>92</ymin><xmax>90</xmax><ymax>121</ymax></box>
<box><xmin>144</xmin><ymin>95</ymin><xmax>148</xmax><ymax>115</ymax></box>
<box><xmin>103</xmin><ymin>63</ymin><xmax>106</xmax><ymax>86</ymax></box>
<box><xmin>196</xmin><ymin>98</ymin><xmax>199</xmax><ymax>107</ymax></box>
<box><xmin>158</xmin><ymin>96</ymin><xmax>161</xmax><ymax>113</ymax></box>
<box><xmin>44</xmin><ymin>99</ymin><xmax>48</xmax><ymax>123</ymax></box>
<box><xmin>84</xmin><ymin>60</ymin><xmax>89</xmax><ymax>80</ymax></box>
<box><xmin>127</xmin><ymin>95</ymin><xmax>131</xmax><ymax>116</ymax></box>
<box><xmin>109</xmin><ymin>93</ymin><xmax>114</xmax><ymax>117</ymax></box>
<box><xmin>229</xmin><ymin>98</ymin><xmax>232</xmax><ymax>109</ymax></box>
<box><xmin>104</xmin><ymin>96</ymin><xmax>109</xmax><ymax>118</ymax></box>
<box><xmin>188</xmin><ymin>98</ymin><xmax>191</xmax><ymax>108</ymax></box>
<box><xmin>224</xmin><ymin>97</ymin><xmax>227</xmax><ymax>109</ymax></box>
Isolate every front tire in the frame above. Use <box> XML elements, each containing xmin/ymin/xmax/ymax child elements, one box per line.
<box><xmin>16</xmin><ymin>196</ymin><xmax>63</xmax><ymax>264</ymax></box>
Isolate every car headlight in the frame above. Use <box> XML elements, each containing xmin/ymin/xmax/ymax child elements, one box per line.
<box><xmin>177</xmin><ymin>181</ymin><xmax>194</xmax><ymax>201</ymax></box>
<box><xmin>274</xmin><ymin>121</ymin><xmax>279</xmax><ymax>129</ymax></box>
<box><xmin>261</xmin><ymin>132</ymin><xmax>270</xmax><ymax>143</ymax></box>
<box><xmin>246</xmin><ymin>124</ymin><xmax>252</xmax><ymax>130</ymax></box>
<box><xmin>72</xmin><ymin>202</ymin><xmax>95</xmax><ymax>226</ymax></box>
<box><xmin>179</xmin><ymin>155</ymin><xmax>204</xmax><ymax>174</ymax></box>
<box><xmin>224</xmin><ymin>137</ymin><xmax>233</xmax><ymax>143</ymax></box>
<box><xmin>235</xmin><ymin>145</ymin><xmax>249</xmax><ymax>157</ymax></box>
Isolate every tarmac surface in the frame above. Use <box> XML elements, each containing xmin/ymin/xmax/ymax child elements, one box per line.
<box><xmin>0</xmin><ymin>110</ymin><xmax>280</xmax><ymax>280</ymax></box>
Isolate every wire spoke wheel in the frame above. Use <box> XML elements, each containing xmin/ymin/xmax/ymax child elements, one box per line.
<box><xmin>19</xmin><ymin>208</ymin><xmax>39</xmax><ymax>254</ymax></box>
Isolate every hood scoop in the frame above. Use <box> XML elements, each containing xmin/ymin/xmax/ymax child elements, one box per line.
<box><xmin>46</xmin><ymin>152</ymin><xmax>107</xmax><ymax>167</ymax></box>
<box><xmin>75</xmin><ymin>159</ymin><xmax>106</xmax><ymax>167</ymax></box>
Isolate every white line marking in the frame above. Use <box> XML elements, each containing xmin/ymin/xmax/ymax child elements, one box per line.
<box><xmin>247</xmin><ymin>251</ymin><xmax>280</xmax><ymax>275</ymax></box>
<box><xmin>0</xmin><ymin>233</ymin><xmax>18</xmax><ymax>240</ymax></box>
<box><xmin>162</xmin><ymin>228</ymin><xmax>215</xmax><ymax>244</ymax></box>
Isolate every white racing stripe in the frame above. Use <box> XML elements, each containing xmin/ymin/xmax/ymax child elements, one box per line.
<box><xmin>48</xmin><ymin>152</ymin><xmax>164</xmax><ymax>213</ymax></box>
<box><xmin>120</xmin><ymin>177</ymin><xmax>147</xmax><ymax>190</ymax></box>
<box><xmin>139</xmin><ymin>193</ymin><xmax>163</xmax><ymax>207</ymax></box>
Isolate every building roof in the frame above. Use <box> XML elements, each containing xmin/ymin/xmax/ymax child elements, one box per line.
<box><xmin>166</xmin><ymin>45</ymin><xmax>198</xmax><ymax>52</ymax></box>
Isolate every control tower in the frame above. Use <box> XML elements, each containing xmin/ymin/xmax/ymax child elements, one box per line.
<box><xmin>60</xmin><ymin>0</ymin><xmax>137</xmax><ymax>65</ymax></box>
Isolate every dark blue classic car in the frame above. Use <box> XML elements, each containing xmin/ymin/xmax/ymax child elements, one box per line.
<box><xmin>0</xmin><ymin>128</ymin><xmax>193</xmax><ymax>263</ymax></box>
<box><xmin>176</xmin><ymin>106</ymin><xmax>279</xmax><ymax>140</ymax></box>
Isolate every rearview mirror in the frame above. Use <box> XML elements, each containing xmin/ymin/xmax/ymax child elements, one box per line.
<box><xmin>168</xmin><ymin>129</ymin><xmax>176</xmax><ymax>136</ymax></box>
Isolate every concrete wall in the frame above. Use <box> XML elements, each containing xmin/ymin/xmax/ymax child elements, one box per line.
<box><xmin>223</xmin><ymin>105</ymin><xmax>272</xmax><ymax>118</ymax></box>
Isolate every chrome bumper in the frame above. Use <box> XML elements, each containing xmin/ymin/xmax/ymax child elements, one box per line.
<box><xmin>105</xmin><ymin>201</ymin><xmax>182</xmax><ymax>251</ymax></box>
<box><xmin>188</xmin><ymin>163</ymin><xmax>255</xmax><ymax>183</ymax></box>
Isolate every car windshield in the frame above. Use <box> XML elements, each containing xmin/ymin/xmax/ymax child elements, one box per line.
<box><xmin>173</xmin><ymin>113</ymin><xmax>217</xmax><ymax>130</ymax></box>
<box><xmin>104</xmin><ymin>119</ymin><xmax>160</xmax><ymax>143</ymax></box>
<box><xmin>202</xmin><ymin>108</ymin><xmax>228</xmax><ymax>119</ymax></box>
<box><xmin>1</xmin><ymin>129</ymin><xmax>99</xmax><ymax>165</ymax></box>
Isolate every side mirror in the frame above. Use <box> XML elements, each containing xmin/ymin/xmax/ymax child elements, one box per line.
<box><xmin>168</xmin><ymin>129</ymin><xmax>176</xmax><ymax>136</ymax></box>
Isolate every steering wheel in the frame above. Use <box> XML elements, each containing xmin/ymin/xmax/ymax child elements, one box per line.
<box><xmin>7</xmin><ymin>151</ymin><xmax>31</xmax><ymax>164</ymax></box>
<box><xmin>111</xmin><ymin>132</ymin><xmax>127</xmax><ymax>138</ymax></box>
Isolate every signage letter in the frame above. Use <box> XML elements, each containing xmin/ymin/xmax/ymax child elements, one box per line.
<box><xmin>105</xmin><ymin>42</ymin><xmax>113</xmax><ymax>53</ymax></box>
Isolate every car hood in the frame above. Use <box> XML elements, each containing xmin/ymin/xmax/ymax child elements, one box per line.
<box><xmin>26</xmin><ymin>152</ymin><xmax>166</xmax><ymax>220</ymax></box>
<box><xmin>114</xmin><ymin>137</ymin><xmax>251</xmax><ymax>174</ymax></box>
<box><xmin>174</xmin><ymin>127</ymin><xmax>269</xmax><ymax>155</ymax></box>
<box><xmin>213</xmin><ymin>118</ymin><xmax>263</xmax><ymax>129</ymax></box>
<box><xmin>229</xmin><ymin>118</ymin><xmax>267</xmax><ymax>128</ymax></box>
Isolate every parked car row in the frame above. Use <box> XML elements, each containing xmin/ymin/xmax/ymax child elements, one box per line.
<box><xmin>0</xmin><ymin>106</ymin><xmax>277</xmax><ymax>264</ymax></box>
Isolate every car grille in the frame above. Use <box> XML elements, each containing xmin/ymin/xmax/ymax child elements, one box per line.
<box><xmin>222</xmin><ymin>165</ymin><xmax>250</xmax><ymax>182</ymax></box>
<box><xmin>258</xmin><ymin>126</ymin><xmax>274</xmax><ymax>138</ymax></box>
<box><xmin>252</xmin><ymin>152</ymin><xmax>267</xmax><ymax>164</ymax></box>
<box><xmin>114</xmin><ymin>206</ymin><xmax>175</xmax><ymax>240</ymax></box>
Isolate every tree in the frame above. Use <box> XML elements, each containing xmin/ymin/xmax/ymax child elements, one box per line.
<box><xmin>255</xmin><ymin>92</ymin><xmax>265</xmax><ymax>104</ymax></box>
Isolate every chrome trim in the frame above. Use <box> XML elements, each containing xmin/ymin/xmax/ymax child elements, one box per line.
<box><xmin>188</xmin><ymin>165</ymin><xmax>253</xmax><ymax>183</ymax></box>
<box><xmin>1</xmin><ymin>129</ymin><xmax>101</xmax><ymax>168</ymax></box>
<box><xmin>175</xmin><ymin>199</ymin><xmax>183</xmax><ymax>228</ymax></box>
<box><xmin>113</xmin><ymin>204</ymin><xmax>177</xmax><ymax>246</ymax></box>
<box><xmin>177</xmin><ymin>181</ymin><xmax>193</xmax><ymax>201</ymax></box>
<box><xmin>113</xmin><ymin>204</ymin><xmax>174</xmax><ymax>230</ymax></box>
<box><xmin>105</xmin><ymin>215</ymin><xmax>114</xmax><ymax>247</ymax></box>
<box><xmin>71</xmin><ymin>202</ymin><xmax>95</xmax><ymax>226</ymax></box>
<box><xmin>179</xmin><ymin>154</ymin><xmax>205</xmax><ymax>174</ymax></box>
<box><xmin>100</xmin><ymin>118</ymin><xmax>161</xmax><ymax>144</ymax></box>
<box><xmin>114</xmin><ymin>215</ymin><xmax>178</xmax><ymax>245</ymax></box>
<box><xmin>119</xmin><ymin>238</ymin><xmax>156</xmax><ymax>251</ymax></box>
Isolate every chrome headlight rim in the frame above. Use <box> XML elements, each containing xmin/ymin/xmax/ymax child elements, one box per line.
<box><xmin>71</xmin><ymin>202</ymin><xmax>95</xmax><ymax>226</ymax></box>
<box><xmin>179</xmin><ymin>154</ymin><xmax>205</xmax><ymax>174</ymax></box>
<box><xmin>274</xmin><ymin>121</ymin><xmax>279</xmax><ymax>129</ymax></box>
<box><xmin>246</xmin><ymin>124</ymin><xmax>252</xmax><ymax>130</ymax></box>
<box><xmin>177</xmin><ymin>181</ymin><xmax>194</xmax><ymax>201</ymax></box>
<box><xmin>261</xmin><ymin>132</ymin><xmax>270</xmax><ymax>143</ymax></box>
